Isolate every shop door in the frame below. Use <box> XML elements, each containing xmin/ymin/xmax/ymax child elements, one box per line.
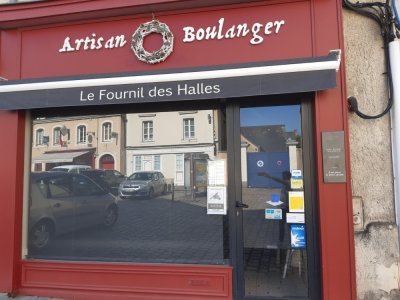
<box><xmin>230</xmin><ymin>99</ymin><xmax>320</xmax><ymax>300</ymax></box>
<box><xmin>99</xmin><ymin>154</ymin><xmax>115</xmax><ymax>170</ymax></box>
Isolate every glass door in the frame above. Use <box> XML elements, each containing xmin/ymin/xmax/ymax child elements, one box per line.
<box><xmin>232</xmin><ymin>99</ymin><xmax>320</xmax><ymax>299</ymax></box>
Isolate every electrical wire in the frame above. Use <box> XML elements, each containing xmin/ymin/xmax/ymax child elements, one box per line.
<box><xmin>343</xmin><ymin>0</ymin><xmax>397</xmax><ymax>119</ymax></box>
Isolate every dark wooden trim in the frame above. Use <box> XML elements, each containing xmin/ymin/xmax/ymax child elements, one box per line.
<box><xmin>301</xmin><ymin>97</ymin><xmax>322</xmax><ymax>300</ymax></box>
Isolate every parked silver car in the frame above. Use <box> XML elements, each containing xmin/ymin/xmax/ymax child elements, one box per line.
<box><xmin>29</xmin><ymin>172</ymin><xmax>118</xmax><ymax>250</ymax></box>
<box><xmin>119</xmin><ymin>171</ymin><xmax>167</xmax><ymax>199</ymax></box>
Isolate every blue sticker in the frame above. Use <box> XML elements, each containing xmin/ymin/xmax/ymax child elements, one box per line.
<box><xmin>291</xmin><ymin>170</ymin><xmax>302</xmax><ymax>179</ymax></box>
<box><xmin>271</xmin><ymin>193</ymin><xmax>280</xmax><ymax>203</ymax></box>
<box><xmin>290</xmin><ymin>224</ymin><xmax>306</xmax><ymax>248</ymax></box>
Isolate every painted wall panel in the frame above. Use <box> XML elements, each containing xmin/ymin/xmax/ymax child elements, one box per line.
<box><xmin>20</xmin><ymin>261</ymin><xmax>232</xmax><ymax>300</ymax></box>
<box><xmin>19</xmin><ymin>1</ymin><xmax>312</xmax><ymax>79</ymax></box>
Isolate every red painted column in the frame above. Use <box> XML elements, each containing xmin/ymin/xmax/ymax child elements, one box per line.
<box><xmin>0</xmin><ymin>29</ymin><xmax>24</xmax><ymax>294</ymax></box>
<box><xmin>312</xmin><ymin>0</ymin><xmax>357</xmax><ymax>298</ymax></box>
<box><xmin>0</xmin><ymin>110</ymin><xmax>25</xmax><ymax>294</ymax></box>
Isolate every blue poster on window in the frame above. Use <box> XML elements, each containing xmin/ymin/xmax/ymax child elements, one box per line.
<box><xmin>290</xmin><ymin>224</ymin><xmax>306</xmax><ymax>248</ymax></box>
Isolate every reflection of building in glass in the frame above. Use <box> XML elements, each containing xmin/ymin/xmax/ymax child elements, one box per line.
<box><xmin>31</xmin><ymin>115</ymin><xmax>126</xmax><ymax>173</ymax></box>
<box><xmin>125</xmin><ymin>110</ymin><xmax>216</xmax><ymax>187</ymax></box>
<box><xmin>240</xmin><ymin>125</ymin><xmax>302</xmax><ymax>187</ymax></box>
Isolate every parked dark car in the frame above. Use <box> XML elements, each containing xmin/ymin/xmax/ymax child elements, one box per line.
<box><xmin>81</xmin><ymin>169</ymin><xmax>126</xmax><ymax>195</ymax></box>
<box><xmin>119</xmin><ymin>171</ymin><xmax>167</xmax><ymax>199</ymax></box>
<box><xmin>29</xmin><ymin>172</ymin><xmax>118</xmax><ymax>250</ymax></box>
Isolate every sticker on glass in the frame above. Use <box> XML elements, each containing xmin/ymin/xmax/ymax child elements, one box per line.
<box><xmin>207</xmin><ymin>186</ymin><xmax>227</xmax><ymax>215</ymax></box>
<box><xmin>291</xmin><ymin>224</ymin><xmax>306</xmax><ymax>248</ymax></box>
<box><xmin>267</xmin><ymin>193</ymin><xmax>284</xmax><ymax>206</ymax></box>
<box><xmin>286</xmin><ymin>213</ymin><xmax>305</xmax><ymax>223</ymax></box>
<box><xmin>290</xmin><ymin>169</ymin><xmax>303</xmax><ymax>190</ymax></box>
<box><xmin>265</xmin><ymin>208</ymin><xmax>282</xmax><ymax>220</ymax></box>
<box><xmin>289</xmin><ymin>191</ymin><xmax>305</xmax><ymax>212</ymax></box>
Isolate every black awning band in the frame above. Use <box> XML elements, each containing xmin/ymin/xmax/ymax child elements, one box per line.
<box><xmin>0</xmin><ymin>50</ymin><xmax>341</xmax><ymax>110</ymax></box>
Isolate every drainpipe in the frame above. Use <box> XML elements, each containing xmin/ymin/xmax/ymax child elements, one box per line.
<box><xmin>389</xmin><ymin>38</ymin><xmax>400</xmax><ymax>228</ymax></box>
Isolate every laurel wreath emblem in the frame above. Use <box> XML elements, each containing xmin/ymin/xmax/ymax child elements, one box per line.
<box><xmin>131</xmin><ymin>20</ymin><xmax>174</xmax><ymax>64</ymax></box>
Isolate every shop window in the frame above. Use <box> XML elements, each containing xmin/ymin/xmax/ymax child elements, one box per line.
<box><xmin>102</xmin><ymin>122</ymin><xmax>112</xmax><ymax>142</ymax></box>
<box><xmin>77</xmin><ymin>125</ymin><xmax>86</xmax><ymax>144</ymax></box>
<box><xmin>142</xmin><ymin>120</ymin><xmax>153</xmax><ymax>141</ymax></box>
<box><xmin>27</xmin><ymin>109</ymin><xmax>227</xmax><ymax>266</ymax></box>
<box><xmin>34</xmin><ymin>163</ymin><xmax>42</xmax><ymax>172</ymax></box>
<box><xmin>183</xmin><ymin>118</ymin><xmax>195</xmax><ymax>139</ymax></box>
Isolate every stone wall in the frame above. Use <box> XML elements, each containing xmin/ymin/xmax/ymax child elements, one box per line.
<box><xmin>343</xmin><ymin>8</ymin><xmax>400</xmax><ymax>299</ymax></box>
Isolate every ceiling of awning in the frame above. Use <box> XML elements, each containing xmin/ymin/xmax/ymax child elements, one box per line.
<box><xmin>32</xmin><ymin>150</ymin><xmax>91</xmax><ymax>163</ymax></box>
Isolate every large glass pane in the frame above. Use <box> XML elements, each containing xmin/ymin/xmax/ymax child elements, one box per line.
<box><xmin>27</xmin><ymin>109</ymin><xmax>229</xmax><ymax>265</ymax></box>
<box><xmin>240</xmin><ymin>105</ymin><xmax>308</xmax><ymax>297</ymax></box>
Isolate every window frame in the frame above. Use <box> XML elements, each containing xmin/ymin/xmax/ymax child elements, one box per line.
<box><xmin>142</xmin><ymin>120</ymin><xmax>154</xmax><ymax>142</ymax></box>
<box><xmin>134</xmin><ymin>155</ymin><xmax>142</xmax><ymax>172</ymax></box>
<box><xmin>183</xmin><ymin>118</ymin><xmax>195</xmax><ymax>139</ymax></box>
<box><xmin>35</xmin><ymin>128</ymin><xmax>45</xmax><ymax>146</ymax></box>
<box><xmin>27</xmin><ymin>104</ymin><xmax>229</xmax><ymax>267</ymax></box>
<box><xmin>53</xmin><ymin>127</ymin><xmax>61</xmax><ymax>146</ymax></box>
<box><xmin>76</xmin><ymin>125</ymin><xmax>87</xmax><ymax>144</ymax></box>
<box><xmin>102</xmin><ymin>121</ymin><xmax>112</xmax><ymax>142</ymax></box>
<box><xmin>153</xmin><ymin>155</ymin><xmax>161</xmax><ymax>171</ymax></box>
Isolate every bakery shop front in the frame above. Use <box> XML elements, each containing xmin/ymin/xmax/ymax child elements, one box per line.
<box><xmin>0</xmin><ymin>1</ymin><xmax>356</xmax><ymax>299</ymax></box>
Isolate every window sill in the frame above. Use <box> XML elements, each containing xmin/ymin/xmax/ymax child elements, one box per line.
<box><xmin>182</xmin><ymin>138</ymin><xmax>197</xmax><ymax>143</ymax></box>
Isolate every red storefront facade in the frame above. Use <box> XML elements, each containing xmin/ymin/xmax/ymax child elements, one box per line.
<box><xmin>0</xmin><ymin>1</ymin><xmax>356</xmax><ymax>299</ymax></box>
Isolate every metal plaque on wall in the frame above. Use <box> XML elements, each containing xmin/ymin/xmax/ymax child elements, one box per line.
<box><xmin>322</xmin><ymin>131</ymin><xmax>347</xmax><ymax>183</ymax></box>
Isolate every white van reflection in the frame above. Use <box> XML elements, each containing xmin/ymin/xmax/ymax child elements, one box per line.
<box><xmin>49</xmin><ymin>165</ymin><xmax>91</xmax><ymax>173</ymax></box>
<box><xmin>29</xmin><ymin>172</ymin><xmax>118</xmax><ymax>250</ymax></box>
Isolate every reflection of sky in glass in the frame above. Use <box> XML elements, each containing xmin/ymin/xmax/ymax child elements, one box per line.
<box><xmin>240</xmin><ymin>105</ymin><xmax>301</xmax><ymax>133</ymax></box>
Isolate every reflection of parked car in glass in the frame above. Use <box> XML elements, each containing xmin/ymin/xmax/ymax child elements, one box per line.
<box><xmin>29</xmin><ymin>172</ymin><xmax>118</xmax><ymax>250</ymax></box>
<box><xmin>119</xmin><ymin>171</ymin><xmax>167</xmax><ymax>199</ymax></box>
<box><xmin>49</xmin><ymin>165</ymin><xmax>91</xmax><ymax>173</ymax></box>
<box><xmin>81</xmin><ymin>169</ymin><xmax>126</xmax><ymax>195</ymax></box>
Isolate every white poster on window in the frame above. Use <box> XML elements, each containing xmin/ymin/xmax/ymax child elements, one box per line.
<box><xmin>208</xmin><ymin>160</ymin><xmax>225</xmax><ymax>186</ymax></box>
<box><xmin>286</xmin><ymin>213</ymin><xmax>305</xmax><ymax>224</ymax></box>
<box><xmin>207</xmin><ymin>186</ymin><xmax>227</xmax><ymax>215</ymax></box>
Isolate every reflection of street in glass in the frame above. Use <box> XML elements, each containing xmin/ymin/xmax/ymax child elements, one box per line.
<box><xmin>242</xmin><ymin>187</ymin><xmax>290</xmax><ymax>248</ymax></box>
<box><xmin>81</xmin><ymin>169</ymin><xmax>126</xmax><ymax>195</ymax></box>
<box><xmin>28</xmin><ymin>192</ymin><xmax>225</xmax><ymax>265</ymax></box>
<box><xmin>28</xmin><ymin>172</ymin><xmax>118</xmax><ymax>251</ymax></box>
<box><xmin>257</xmin><ymin>171</ymin><xmax>290</xmax><ymax>242</ymax></box>
<box><xmin>118</xmin><ymin>171</ymin><xmax>167</xmax><ymax>199</ymax></box>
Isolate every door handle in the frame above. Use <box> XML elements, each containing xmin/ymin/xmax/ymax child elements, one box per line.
<box><xmin>236</xmin><ymin>201</ymin><xmax>249</xmax><ymax>208</ymax></box>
